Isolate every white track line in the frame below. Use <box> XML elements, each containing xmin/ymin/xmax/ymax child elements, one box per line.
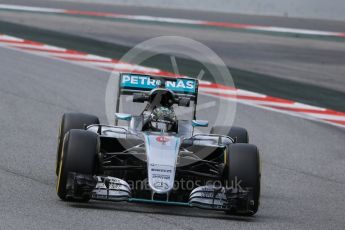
<box><xmin>0</xmin><ymin>34</ymin><xmax>344</xmax><ymax>128</ymax></box>
<box><xmin>0</xmin><ymin>4</ymin><xmax>345</xmax><ymax>38</ymax></box>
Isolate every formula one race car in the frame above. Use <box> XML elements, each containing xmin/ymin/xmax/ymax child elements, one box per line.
<box><xmin>55</xmin><ymin>73</ymin><xmax>261</xmax><ymax>216</ymax></box>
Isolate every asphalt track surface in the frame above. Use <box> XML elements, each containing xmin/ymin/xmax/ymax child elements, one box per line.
<box><xmin>1</xmin><ymin>39</ymin><xmax>345</xmax><ymax>230</ymax></box>
<box><xmin>0</xmin><ymin>0</ymin><xmax>345</xmax><ymax>93</ymax></box>
<box><xmin>0</xmin><ymin>1</ymin><xmax>345</xmax><ymax>230</ymax></box>
<box><xmin>3</xmin><ymin>0</ymin><xmax>345</xmax><ymax>31</ymax></box>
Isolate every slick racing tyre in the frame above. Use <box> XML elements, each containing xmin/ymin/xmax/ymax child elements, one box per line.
<box><xmin>56</xmin><ymin>129</ymin><xmax>99</xmax><ymax>201</ymax></box>
<box><xmin>56</xmin><ymin>113</ymin><xmax>99</xmax><ymax>175</ymax></box>
<box><xmin>224</xmin><ymin>144</ymin><xmax>260</xmax><ymax>215</ymax></box>
<box><xmin>210</xmin><ymin>125</ymin><xmax>248</xmax><ymax>143</ymax></box>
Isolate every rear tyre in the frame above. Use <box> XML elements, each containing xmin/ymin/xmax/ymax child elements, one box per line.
<box><xmin>210</xmin><ymin>125</ymin><xmax>248</xmax><ymax>143</ymax></box>
<box><xmin>56</xmin><ymin>113</ymin><xmax>99</xmax><ymax>175</ymax></box>
<box><xmin>56</xmin><ymin>129</ymin><xmax>99</xmax><ymax>201</ymax></box>
<box><xmin>224</xmin><ymin>144</ymin><xmax>260</xmax><ymax>215</ymax></box>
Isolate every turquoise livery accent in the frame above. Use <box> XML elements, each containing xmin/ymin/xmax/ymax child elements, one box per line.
<box><xmin>115</xmin><ymin>113</ymin><xmax>132</xmax><ymax>121</ymax></box>
<box><xmin>121</xmin><ymin>74</ymin><xmax>196</xmax><ymax>94</ymax></box>
<box><xmin>192</xmin><ymin>120</ymin><xmax>209</xmax><ymax>127</ymax></box>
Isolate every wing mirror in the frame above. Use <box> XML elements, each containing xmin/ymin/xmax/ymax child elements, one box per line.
<box><xmin>178</xmin><ymin>97</ymin><xmax>190</xmax><ymax>107</ymax></box>
<box><xmin>192</xmin><ymin>120</ymin><xmax>209</xmax><ymax>127</ymax></box>
<box><xmin>133</xmin><ymin>93</ymin><xmax>148</xmax><ymax>103</ymax></box>
<box><xmin>115</xmin><ymin>113</ymin><xmax>132</xmax><ymax>121</ymax></box>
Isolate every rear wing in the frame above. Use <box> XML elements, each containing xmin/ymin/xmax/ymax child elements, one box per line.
<box><xmin>116</xmin><ymin>73</ymin><xmax>199</xmax><ymax>119</ymax></box>
<box><xmin>118</xmin><ymin>73</ymin><xmax>198</xmax><ymax>98</ymax></box>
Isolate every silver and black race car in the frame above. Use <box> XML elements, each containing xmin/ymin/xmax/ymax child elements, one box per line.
<box><xmin>55</xmin><ymin>73</ymin><xmax>261</xmax><ymax>216</ymax></box>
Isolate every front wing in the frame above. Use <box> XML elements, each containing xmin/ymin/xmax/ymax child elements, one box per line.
<box><xmin>66</xmin><ymin>173</ymin><xmax>254</xmax><ymax>214</ymax></box>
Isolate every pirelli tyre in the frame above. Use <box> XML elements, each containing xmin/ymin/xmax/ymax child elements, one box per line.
<box><xmin>210</xmin><ymin>125</ymin><xmax>248</xmax><ymax>143</ymax></box>
<box><xmin>56</xmin><ymin>113</ymin><xmax>99</xmax><ymax>175</ymax></box>
<box><xmin>224</xmin><ymin>144</ymin><xmax>261</xmax><ymax>215</ymax></box>
<box><xmin>56</xmin><ymin>129</ymin><xmax>99</xmax><ymax>201</ymax></box>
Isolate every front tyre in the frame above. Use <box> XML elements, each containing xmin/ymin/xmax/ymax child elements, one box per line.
<box><xmin>210</xmin><ymin>126</ymin><xmax>249</xmax><ymax>143</ymax></box>
<box><xmin>56</xmin><ymin>113</ymin><xmax>99</xmax><ymax>175</ymax></box>
<box><xmin>224</xmin><ymin>144</ymin><xmax>261</xmax><ymax>215</ymax></box>
<box><xmin>56</xmin><ymin>129</ymin><xmax>99</xmax><ymax>201</ymax></box>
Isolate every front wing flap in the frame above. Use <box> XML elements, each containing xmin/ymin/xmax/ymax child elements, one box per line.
<box><xmin>66</xmin><ymin>173</ymin><xmax>254</xmax><ymax>214</ymax></box>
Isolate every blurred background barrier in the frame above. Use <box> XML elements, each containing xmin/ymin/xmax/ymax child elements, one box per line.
<box><xmin>58</xmin><ymin>0</ymin><xmax>345</xmax><ymax>21</ymax></box>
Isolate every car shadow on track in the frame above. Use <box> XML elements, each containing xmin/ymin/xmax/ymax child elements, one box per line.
<box><xmin>69</xmin><ymin>201</ymin><xmax>256</xmax><ymax>222</ymax></box>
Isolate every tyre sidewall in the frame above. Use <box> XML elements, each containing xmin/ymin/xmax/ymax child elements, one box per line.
<box><xmin>225</xmin><ymin>143</ymin><xmax>261</xmax><ymax>215</ymax></box>
<box><xmin>57</xmin><ymin>129</ymin><xmax>99</xmax><ymax>201</ymax></box>
<box><xmin>56</xmin><ymin>113</ymin><xmax>99</xmax><ymax>175</ymax></box>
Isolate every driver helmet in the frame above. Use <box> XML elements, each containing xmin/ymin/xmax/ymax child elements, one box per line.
<box><xmin>150</xmin><ymin>106</ymin><xmax>176</xmax><ymax>131</ymax></box>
